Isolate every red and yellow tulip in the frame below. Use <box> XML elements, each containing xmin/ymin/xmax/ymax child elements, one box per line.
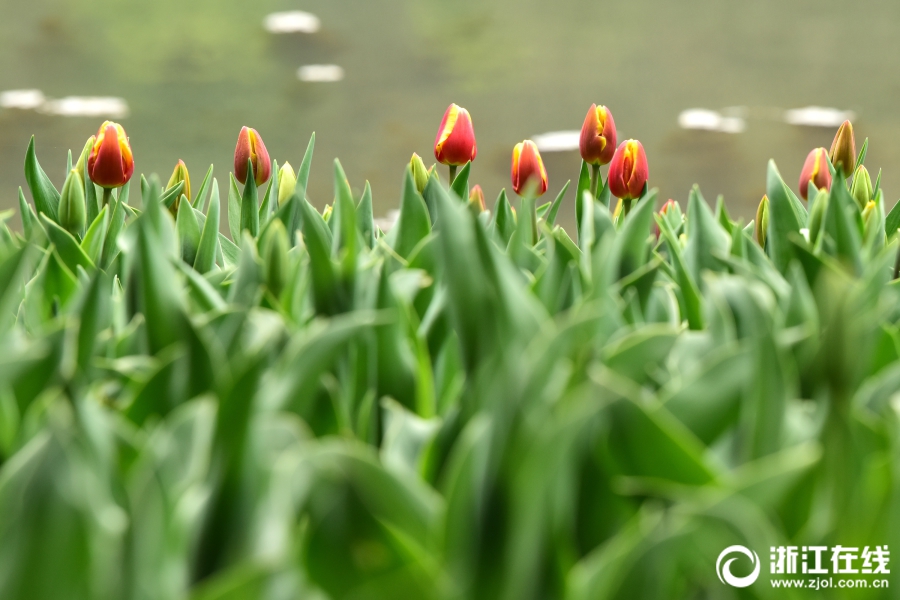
<box><xmin>434</xmin><ymin>104</ymin><xmax>477</xmax><ymax>166</ymax></box>
<box><xmin>579</xmin><ymin>104</ymin><xmax>617</xmax><ymax>166</ymax></box>
<box><xmin>511</xmin><ymin>140</ymin><xmax>548</xmax><ymax>197</ymax></box>
<box><xmin>87</xmin><ymin>121</ymin><xmax>134</xmax><ymax>189</ymax></box>
<box><xmin>234</xmin><ymin>126</ymin><xmax>272</xmax><ymax>186</ymax></box>
<box><xmin>798</xmin><ymin>147</ymin><xmax>831</xmax><ymax>200</ymax></box>
<box><xmin>608</xmin><ymin>139</ymin><xmax>648</xmax><ymax>200</ymax></box>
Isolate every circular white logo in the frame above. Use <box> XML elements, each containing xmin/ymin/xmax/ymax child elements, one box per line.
<box><xmin>716</xmin><ymin>545</ymin><xmax>761</xmax><ymax>588</ymax></box>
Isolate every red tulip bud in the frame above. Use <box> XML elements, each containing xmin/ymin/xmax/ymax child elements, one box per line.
<box><xmin>579</xmin><ymin>104</ymin><xmax>617</xmax><ymax>166</ymax></box>
<box><xmin>608</xmin><ymin>139</ymin><xmax>648</xmax><ymax>200</ymax></box>
<box><xmin>434</xmin><ymin>104</ymin><xmax>477</xmax><ymax>166</ymax></box>
<box><xmin>511</xmin><ymin>140</ymin><xmax>548</xmax><ymax>197</ymax></box>
<box><xmin>798</xmin><ymin>147</ymin><xmax>831</xmax><ymax>200</ymax></box>
<box><xmin>87</xmin><ymin>121</ymin><xmax>134</xmax><ymax>189</ymax></box>
<box><xmin>234</xmin><ymin>126</ymin><xmax>271</xmax><ymax>186</ymax></box>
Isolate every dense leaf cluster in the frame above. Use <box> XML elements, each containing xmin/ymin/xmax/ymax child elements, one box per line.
<box><xmin>0</xmin><ymin>133</ymin><xmax>898</xmax><ymax>599</ymax></box>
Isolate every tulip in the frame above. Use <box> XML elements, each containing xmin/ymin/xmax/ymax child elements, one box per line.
<box><xmin>165</xmin><ymin>159</ymin><xmax>191</xmax><ymax>214</ymax></box>
<box><xmin>659</xmin><ymin>199</ymin><xmax>677</xmax><ymax>216</ymax></box>
<box><xmin>59</xmin><ymin>168</ymin><xmax>86</xmax><ymax>237</ymax></box>
<box><xmin>755</xmin><ymin>195</ymin><xmax>769</xmax><ymax>248</ymax></box>
<box><xmin>87</xmin><ymin>121</ymin><xmax>134</xmax><ymax>189</ymax></box>
<box><xmin>434</xmin><ymin>103</ymin><xmax>477</xmax><ymax>182</ymax></box>
<box><xmin>234</xmin><ymin>126</ymin><xmax>271</xmax><ymax>186</ymax></box>
<box><xmin>850</xmin><ymin>165</ymin><xmax>873</xmax><ymax>210</ymax></box>
<box><xmin>277</xmin><ymin>162</ymin><xmax>297</xmax><ymax>205</ymax></box>
<box><xmin>410</xmin><ymin>153</ymin><xmax>429</xmax><ymax>194</ymax></box>
<box><xmin>580</xmin><ymin>104</ymin><xmax>617</xmax><ymax>167</ymax></box>
<box><xmin>829</xmin><ymin>120</ymin><xmax>856</xmax><ymax>178</ymax></box>
<box><xmin>798</xmin><ymin>147</ymin><xmax>831</xmax><ymax>200</ymax></box>
<box><xmin>608</xmin><ymin>139</ymin><xmax>649</xmax><ymax>202</ymax></box>
<box><xmin>469</xmin><ymin>184</ymin><xmax>486</xmax><ymax>212</ymax></box>
<box><xmin>511</xmin><ymin>140</ymin><xmax>548</xmax><ymax>197</ymax></box>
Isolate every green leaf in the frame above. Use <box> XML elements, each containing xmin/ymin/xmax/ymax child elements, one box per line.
<box><xmin>192</xmin><ymin>164</ymin><xmax>215</xmax><ymax>213</ymax></box>
<box><xmin>24</xmin><ymin>136</ymin><xmax>60</xmax><ymax>222</ymax></box>
<box><xmin>39</xmin><ymin>213</ymin><xmax>95</xmax><ymax>274</ymax></box>
<box><xmin>18</xmin><ymin>188</ymin><xmax>37</xmax><ymax>241</ymax></box>
<box><xmin>239</xmin><ymin>160</ymin><xmax>259</xmax><ymax>237</ymax></box>
<box><xmin>227</xmin><ymin>174</ymin><xmax>241</xmax><ymax>242</ymax></box>
<box><xmin>100</xmin><ymin>196</ymin><xmax>126</xmax><ymax>269</ymax></box>
<box><xmin>80</xmin><ymin>205</ymin><xmax>109</xmax><ymax>264</ymax></box>
<box><xmin>449</xmin><ymin>161</ymin><xmax>471</xmax><ymax>201</ymax></box>
<box><xmin>258</xmin><ymin>159</ymin><xmax>278</xmax><ymax>227</ymax></box>
<box><xmin>494</xmin><ymin>189</ymin><xmax>516</xmax><ymax>245</ymax></box>
<box><xmin>545</xmin><ymin>179</ymin><xmax>569</xmax><ymax>227</ymax></box>
<box><xmin>194</xmin><ymin>181</ymin><xmax>221</xmax><ymax>274</ymax></box>
<box><xmin>393</xmin><ymin>167</ymin><xmax>432</xmax><ymax>259</ymax></box>
<box><xmin>176</xmin><ymin>195</ymin><xmax>202</xmax><ymax>265</ymax></box>
<box><xmin>855</xmin><ymin>136</ymin><xmax>869</xmax><ymax>171</ymax></box>
<box><xmin>295</xmin><ymin>132</ymin><xmax>316</xmax><ymax>199</ymax></box>
<box><xmin>358</xmin><ymin>181</ymin><xmax>375</xmax><ymax>249</ymax></box>
<box><xmin>765</xmin><ymin>160</ymin><xmax>803</xmax><ymax>272</ymax></box>
<box><xmin>575</xmin><ymin>160</ymin><xmax>590</xmax><ymax>227</ymax></box>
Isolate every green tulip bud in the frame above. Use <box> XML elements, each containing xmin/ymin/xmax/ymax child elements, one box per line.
<box><xmin>850</xmin><ymin>165</ymin><xmax>873</xmax><ymax>211</ymax></box>
<box><xmin>807</xmin><ymin>188</ymin><xmax>828</xmax><ymax>245</ymax></box>
<box><xmin>277</xmin><ymin>162</ymin><xmax>297</xmax><ymax>206</ymax></box>
<box><xmin>58</xmin><ymin>168</ymin><xmax>86</xmax><ymax>237</ymax></box>
<box><xmin>755</xmin><ymin>195</ymin><xmax>768</xmax><ymax>248</ymax></box>
<box><xmin>410</xmin><ymin>153</ymin><xmax>429</xmax><ymax>194</ymax></box>
<box><xmin>261</xmin><ymin>219</ymin><xmax>290</xmax><ymax>298</ymax></box>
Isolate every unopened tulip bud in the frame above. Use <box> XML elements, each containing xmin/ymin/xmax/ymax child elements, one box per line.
<box><xmin>278</xmin><ymin>162</ymin><xmax>297</xmax><ymax>205</ymax></box>
<box><xmin>861</xmin><ymin>200</ymin><xmax>876</xmax><ymax>225</ymax></box>
<box><xmin>660</xmin><ymin>199</ymin><xmax>677</xmax><ymax>216</ymax></box>
<box><xmin>410</xmin><ymin>153</ymin><xmax>429</xmax><ymax>194</ymax></box>
<box><xmin>511</xmin><ymin>140</ymin><xmax>548</xmax><ymax>197</ymax></box>
<box><xmin>608</xmin><ymin>139</ymin><xmax>649</xmax><ymax>201</ymax></box>
<box><xmin>829</xmin><ymin>120</ymin><xmax>856</xmax><ymax>178</ymax></box>
<box><xmin>468</xmin><ymin>184</ymin><xmax>486</xmax><ymax>212</ymax></box>
<box><xmin>59</xmin><ymin>168</ymin><xmax>86</xmax><ymax>237</ymax></box>
<box><xmin>87</xmin><ymin>121</ymin><xmax>134</xmax><ymax>189</ymax></box>
<box><xmin>165</xmin><ymin>159</ymin><xmax>191</xmax><ymax>214</ymax></box>
<box><xmin>234</xmin><ymin>126</ymin><xmax>271</xmax><ymax>186</ymax></box>
<box><xmin>798</xmin><ymin>147</ymin><xmax>831</xmax><ymax>200</ymax></box>
<box><xmin>434</xmin><ymin>103</ymin><xmax>477</xmax><ymax>166</ymax></box>
<box><xmin>755</xmin><ymin>195</ymin><xmax>769</xmax><ymax>248</ymax></box>
<box><xmin>579</xmin><ymin>104</ymin><xmax>617</xmax><ymax>166</ymax></box>
<box><xmin>850</xmin><ymin>165</ymin><xmax>873</xmax><ymax>210</ymax></box>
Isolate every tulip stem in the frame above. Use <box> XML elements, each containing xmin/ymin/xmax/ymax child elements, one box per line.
<box><xmin>102</xmin><ymin>188</ymin><xmax>112</xmax><ymax>208</ymax></box>
<box><xmin>448</xmin><ymin>165</ymin><xmax>457</xmax><ymax>185</ymax></box>
<box><xmin>623</xmin><ymin>198</ymin><xmax>633</xmax><ymax>217</ymax></box>
<box><xmin>590</xmin><ymin>164</ymin><xmax>601</xmax><ymax>200</ymax></box>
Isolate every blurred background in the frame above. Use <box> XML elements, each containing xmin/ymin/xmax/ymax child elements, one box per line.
<box><xmin>2</xmin><ymin>0</ymin><xmax>900</xmax><ymax>232</ymax></box>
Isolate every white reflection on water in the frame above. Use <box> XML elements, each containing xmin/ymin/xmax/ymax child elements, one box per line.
<box><xmin>297</xmin><ymin>65</ymin><xmax>344</xmax><ymax>82</ymax></box>
<box><xmin>533</xmin><ymin>131</ymin><xmax>580</xmax><ymax>152</ymax></box>
<box><xmin>678</xmin><ymin>109</ymin><xmax>745</xmax><ymax>133</ymax></box>
<box><xmin>784</xmin><ymin>106</ymin><xmax>855</xmax><ymax>127</ymax></box>
<box><xmin>264</xmin><ymin>11</ymin><xmax>321</xmax><ymax>34</ymax></box>
<box><xmin>0</xmin><ymin>89</ymin><xmax>46</xmax><ymax>110</ymax></box>
<box><xmin>1</xmin><ymin>91</ymin><xmax>129</xmax><ymax>118</ymax></box>
<box><xmin>40</xmin><ymin>97</ymin><xmax>129</xmax><ymax>118</ymax></box>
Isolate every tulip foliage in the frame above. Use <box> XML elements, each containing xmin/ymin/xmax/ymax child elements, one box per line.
<box><xmin>0</xmin><ymin>117</ymin><xmax>899</xmax><ymax>600</ymax></box>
